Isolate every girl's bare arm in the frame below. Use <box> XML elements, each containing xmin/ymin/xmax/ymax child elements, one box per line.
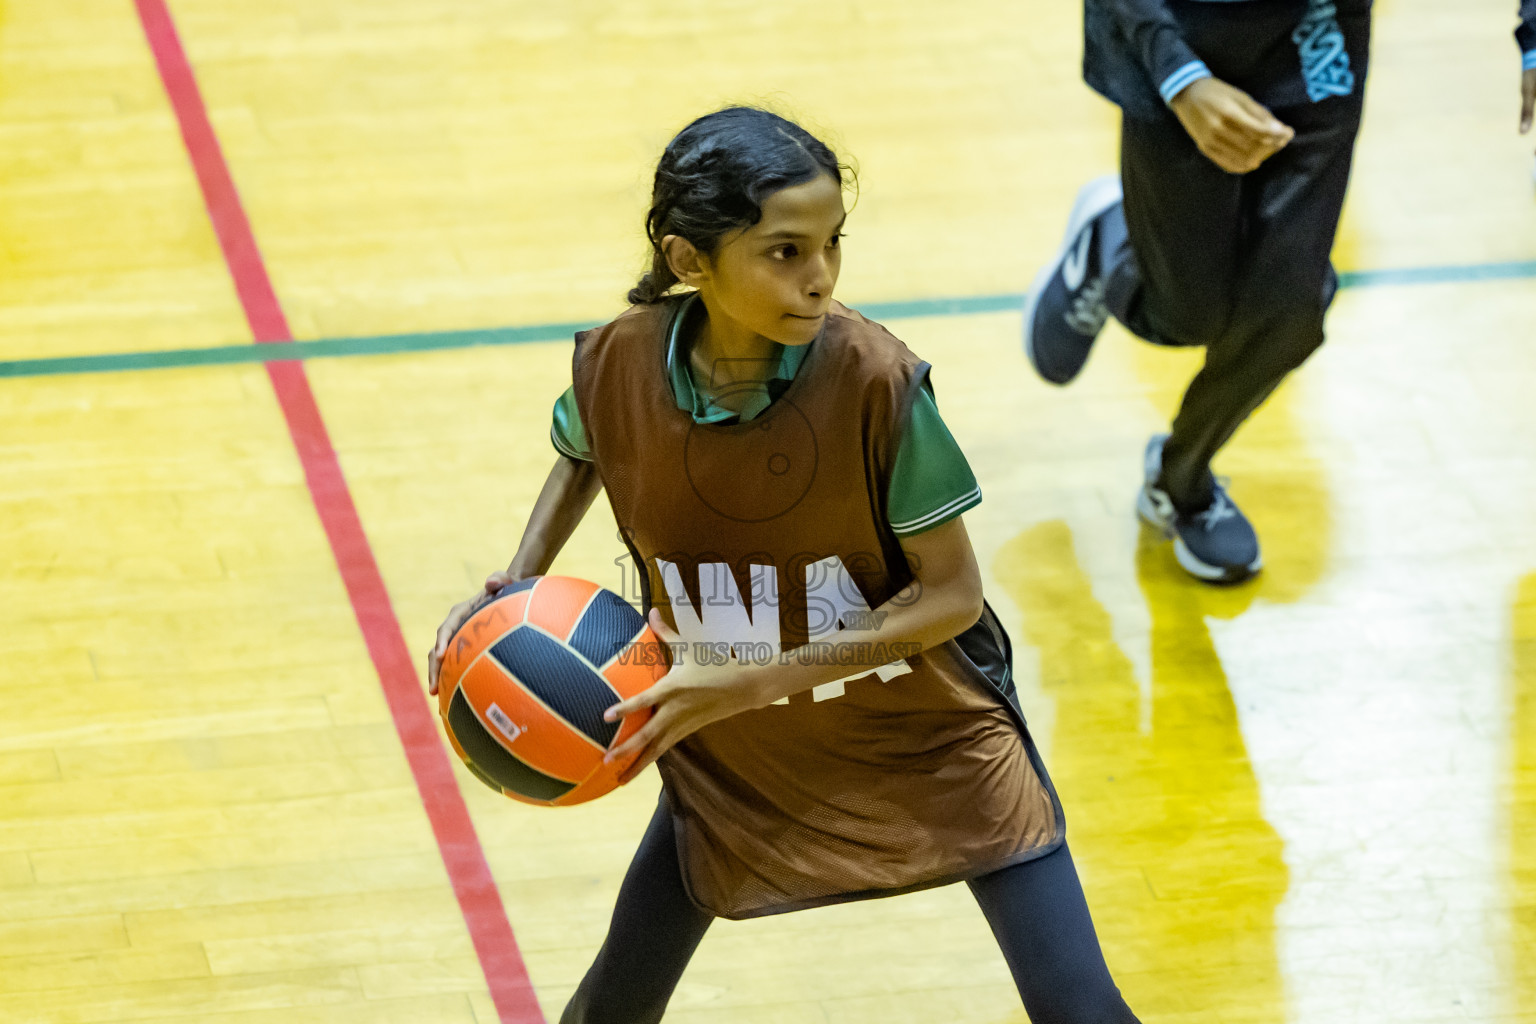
<box><xmin>426</xmin><ymin>455</ymin><xmax>602</xmax><ymax>693</ymax></box>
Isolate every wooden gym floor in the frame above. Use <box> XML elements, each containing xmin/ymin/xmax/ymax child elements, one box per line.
<box><xmin>2</xmin><ymin>1</ymin><xmax>1535</xmax><ymax>1021</ymax></box>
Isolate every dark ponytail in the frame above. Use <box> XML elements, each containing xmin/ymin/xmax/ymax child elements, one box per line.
<box><xmin>628</xmin><ymin>107</ymin><xmax>846</xmax><ymax>305</ymax></box>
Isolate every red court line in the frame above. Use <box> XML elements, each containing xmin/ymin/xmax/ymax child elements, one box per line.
<box><xmin>133</xmin><ymin>3</ymin><xmax>545</xmax><ymax>1021</ymax></box>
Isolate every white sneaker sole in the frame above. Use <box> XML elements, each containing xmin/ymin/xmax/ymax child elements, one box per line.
<box><xmin>1135</xmin><ymin>484</ymin><xmax>1174</xmax><ymax>534</ymax></box>
<box><xmin>1022</xmin><ymin>174</ymin><xmax>1125</xmax><ymax>379</ymax></box>
<box><xmin>1137</xmin><ymin>485</ymin><xmax>1264</xmax><ymax>584</ymax></box>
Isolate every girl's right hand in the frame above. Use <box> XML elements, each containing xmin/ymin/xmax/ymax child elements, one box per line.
<box><xmin>427</xmin><ymin>571</ymin><xmax>520</xmax><ymax>696</ymax></box>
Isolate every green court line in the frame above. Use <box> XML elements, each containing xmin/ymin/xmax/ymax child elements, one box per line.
<box><xmin>3</xmin><ymin>258</ymin><xmax>1534</xmax><ymax>380</ymax></box>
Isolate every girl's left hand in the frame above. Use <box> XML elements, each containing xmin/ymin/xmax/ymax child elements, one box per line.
<box><xmin>603</xmin><ymin>609</ymin><xmax>765</xmax><ymax>785</ymax></box>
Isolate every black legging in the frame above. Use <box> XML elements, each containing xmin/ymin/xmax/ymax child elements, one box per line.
<box><xmin>562</xmin><ymin>798</ymin><xmax>1139</xmax><ymax>1024</ymax></box>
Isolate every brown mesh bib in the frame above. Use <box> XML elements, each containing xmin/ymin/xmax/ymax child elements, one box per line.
<box><xmin>573</xmin><ymin>298</ymin><xmax>1063</xmax><ymax>919</ymax></box>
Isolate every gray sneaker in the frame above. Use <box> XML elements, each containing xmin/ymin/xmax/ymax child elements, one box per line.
<box><xmin>1136</xmin><ymin>434</ymin><xmax>1263</xmax><ymax>584</ymax></box>
<box><xmin>1022</xmin><ymin>175</ymin><xmax>1123</xmax><ymax>385</ymax></box>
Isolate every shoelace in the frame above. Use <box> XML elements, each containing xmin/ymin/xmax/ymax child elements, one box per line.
<box><xmin>1195</xmin><ymin>486</ymin><xmax>1237</xmax><ymax>532</ymax></box>
<box><xmin>1064</xmin><ymin>278</ymin><xmax>1109</xmax><ymax>335</ymax></box>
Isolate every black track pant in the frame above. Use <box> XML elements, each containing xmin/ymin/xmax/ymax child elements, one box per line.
<box><xmin>561</xmin><ymin>798</ymin><xmax>1139</xmax><ymax>1024</ymax></box>
<box><xmin>1101</xmin><ymin>0</ymin><xmax>1371</xmax><ymax>513</ymax></box>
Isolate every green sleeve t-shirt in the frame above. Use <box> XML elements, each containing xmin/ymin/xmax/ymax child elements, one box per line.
<box><xmin>551</xmin><ymin>296</ymin><xmax>981</xmax><ymax>537</ymax></box>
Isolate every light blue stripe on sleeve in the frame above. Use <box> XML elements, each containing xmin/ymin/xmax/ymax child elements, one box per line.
<box><xmin>1524</xmin><ymin>50</ymin><xmax>1536</xmax><ymax>71</ymax></box>
<box><xmin>1160</xmin><ymin>60</ymin><xmax>1212</xmax><ymax>104</ymax></box>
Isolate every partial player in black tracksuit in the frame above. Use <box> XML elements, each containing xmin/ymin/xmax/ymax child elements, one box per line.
<box><xmin>1024</xmin><ymin>0</ymin><xmax>1534</xmax><ymax>584</ymax></box>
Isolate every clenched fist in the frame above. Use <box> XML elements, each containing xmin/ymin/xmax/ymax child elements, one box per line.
<box><xmin>1169</xmin><ymin>77</ymin><xmax>1295</xmax><ymax>175</ymax></box>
